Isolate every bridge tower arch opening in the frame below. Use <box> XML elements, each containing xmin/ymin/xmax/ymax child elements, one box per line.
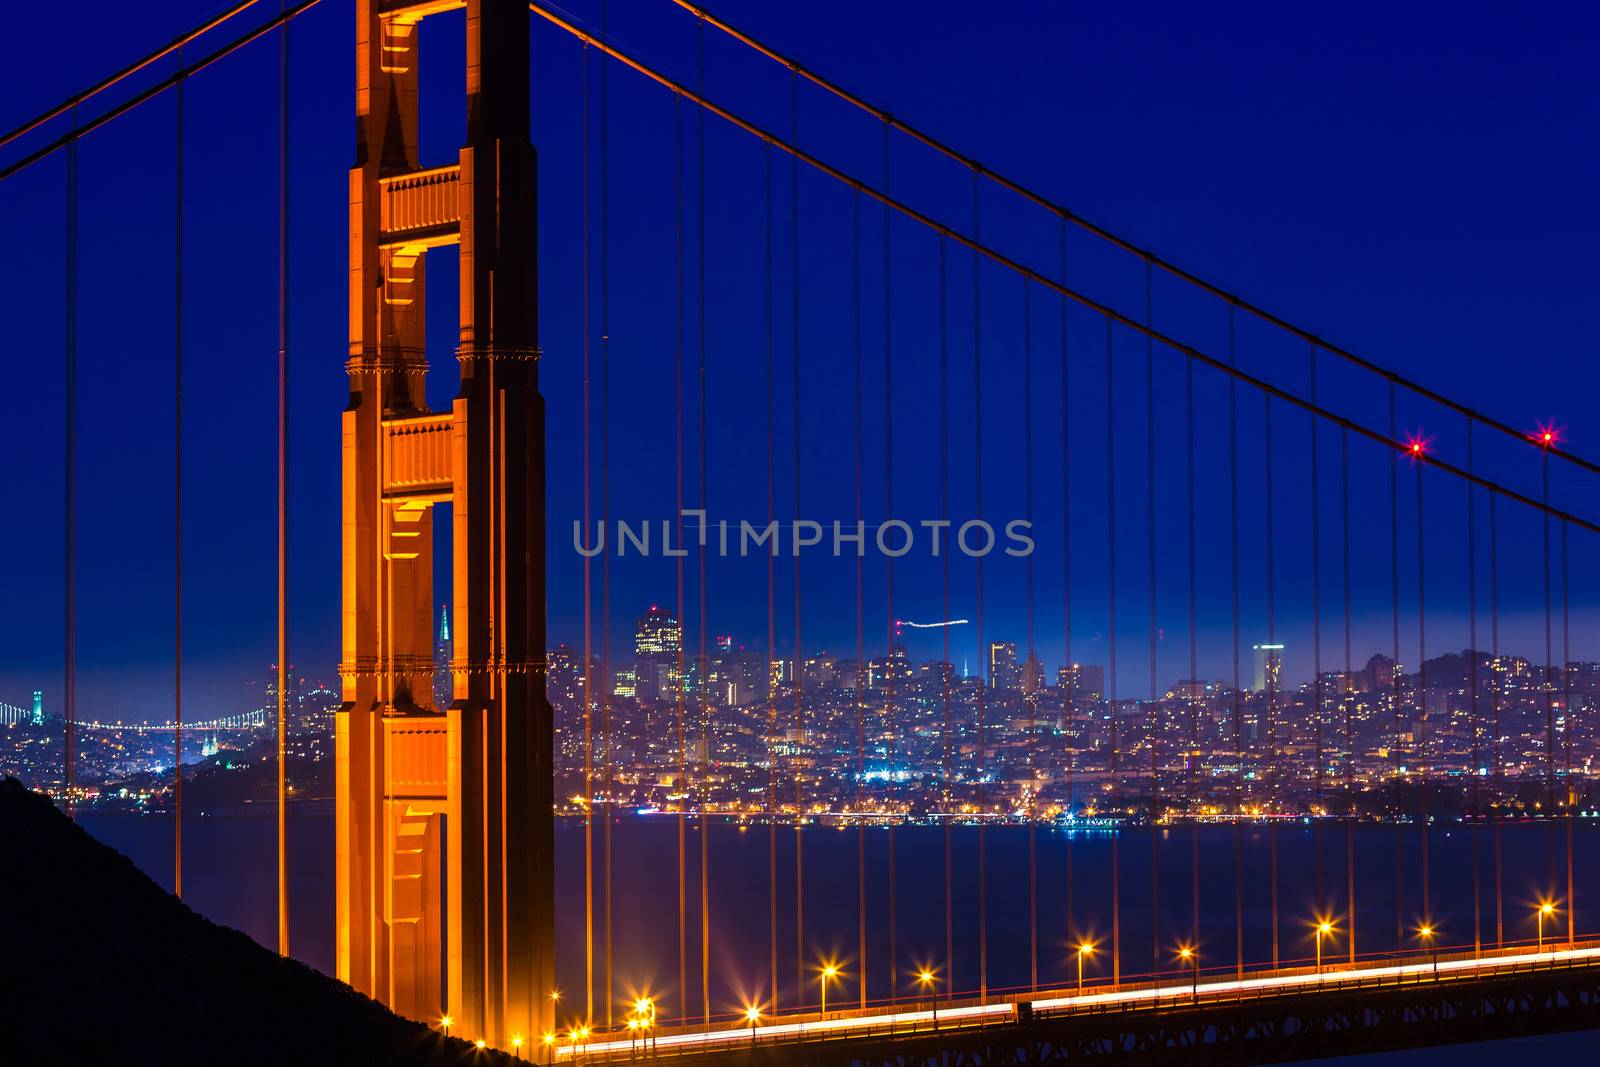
<box><xmin>338</xmin><ymin>0</ymin><xmax>552</xmax><ymax>1048</ymax></box>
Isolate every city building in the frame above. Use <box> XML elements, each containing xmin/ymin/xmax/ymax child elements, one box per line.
<box><xmin>988</xmin><ymin>641</ymin><xmax>1020</xmax><ymax>690</ymax></box>
<box><xmin>433</xmin><ymin>603</ymin><xmax>452</xmax><ymax>710</ymax></box>
<box><xmin>1252</xmin><ymin>644</ymin><xmax>1285</xmax><ymax>693</ymax></box>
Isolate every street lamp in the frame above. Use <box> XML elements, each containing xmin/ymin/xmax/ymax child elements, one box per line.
<box><xmin>1177</xmin><ymin>946</ymin><xmax>1198</xmax><ymax>1004</ymax></box>
<box><xmin>542</xmin><ymin>1032</ymin><xmax>557</xmax><ymax>1067</ymax></box>
<box><xmin>1538</xmin><ymin>901</ymin><xmax>1556</xmax><ymax>953</ymax></box>
<box><xmin>916</xmin><ymin>969</ymin><xmax>938</xmax><ymax>1029</ymax></box>
<box><xmin>512</xmin><ymin>1035</ymin><xmax>524</xmax><ymax>1060</ymax></box>
<box><xmin>1076</xmin><ymin>941</ymin><xmax>1096</xmax><ymax>995</ymax></box>
<box><xmin>819</xmin><ymin>963</ymin><xmax>840</xmax><ymax>1015</ymax></box>
<box><xmin>744</xmin><ymin>1004</ymin><xmax>762</xmax><ymax>1046</ymax></box>
<box><xmin>441</xmin><ymin>1015</ymin><xmax>454</xmax><ymax>1038</ymax></box>
<box><xmin>1417</xmin><ymin>923</ymin><xmax>1438</xmax><ymax>979</ymax></box>
<box><xmin>1314</xmin><ymin>920</ymin><xmax>1335</xmax><ymax>976</ymax></box>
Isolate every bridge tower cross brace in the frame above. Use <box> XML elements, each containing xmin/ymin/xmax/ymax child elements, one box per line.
<box><xmin>338</xmin><ymin>0</ymin><xmax>552</xmax><ymax>1048</ymax></box>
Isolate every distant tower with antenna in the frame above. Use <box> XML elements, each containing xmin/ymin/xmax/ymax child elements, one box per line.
<box><xmin>433</xmin><ymin>604</ymin><xmax>452</xmax><ymax>711</ymax></box>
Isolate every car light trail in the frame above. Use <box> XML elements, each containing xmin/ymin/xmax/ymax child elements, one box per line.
<box><xmin>555</xmin><ymin>944</ymin><xmax>1600</xmax><ymax>1060</ymax></box>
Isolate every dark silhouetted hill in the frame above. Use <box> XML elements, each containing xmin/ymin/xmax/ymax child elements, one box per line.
<box><xmin>0</xmin><ymin>777</ymin><xmax>514</xmax><ymax>1066</ymax></box>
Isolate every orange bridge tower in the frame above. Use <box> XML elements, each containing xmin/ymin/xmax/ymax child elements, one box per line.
<box><xmin>338</xmin><ymin>0</ymin><xmax>552</xmax><ymax>1048</ymax></box>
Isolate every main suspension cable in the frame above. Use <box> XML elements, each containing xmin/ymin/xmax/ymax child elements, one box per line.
<box><xmin>529</xmin><ymin>4</ymin><xmax>1589</xmax><ymax>537</ymax></box>
<box><xmin>0</xmin><ymin>0</ymin><xmax>258</xmax><ymax>152</ymax></box>
<box><xmin>1</xmin><ymin>0</ymin><xmax>325</xmax><ymax>186</ymax></box>
<box><xmin>662</xmin><ymin>0</ymin><xmax>1600</xmax><ymax>483</ymax></box>
<box><xmin>528</xmin><ymin>4</ymin><xmax>1600</xmax><ymax>534</ymax></box>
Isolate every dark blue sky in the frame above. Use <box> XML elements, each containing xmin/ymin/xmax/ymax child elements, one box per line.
<box><xmin>3</xmin><ymin>0</ymin><xmax>1599</xmax><ymax>723</ymax></box>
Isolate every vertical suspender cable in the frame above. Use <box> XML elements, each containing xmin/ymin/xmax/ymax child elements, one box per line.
<box><xmin>882</xmin><ymin>120</ymin><xmax>898</xmax><ymax>1004</ymax></box>
<box><xmin>1060</xmin><ymin>220</ymin><xmax>1074</xmax><ymax>954</ymax></box>
<box><xmin>1185</xmin><ymin>314</ymin><xmax>1199</xmax><ymax>956</ymax></box>
<box><xmin>935</xmin><ymin>236</ymin><xmax>955</xmax><ymax>994</ymax></box>
<box><xmin>1144</xmin><ymin>261</ymin><xmax>1160</xmax><ymax>977</ymax></box>
<box><xmin>790</xmin><ymin>66</ymin><xmax>805</xmax><ymax>1011</ymax></box>
<box><xmin>276</xmin><ymin>2</ymin><xmax>291</xmax><ymax>958</ymax></box>
<box><xmin>1491</xmin><ymin>493</ymin><xmax>1503</xmax><ymax>947</ymax></box>
<box><xmin>599</xmin><ymin>2</ymin><xmax>613</xmax><ymax>1025</ymax></box>
<box><xmin>1388</xmin><ymin>385</ymin><xmax>1403</xmax><ymax>951</ymax></box>
<box><xmin>1562</xmin><ymin>520</ymin><xmax>1573</xmax><ymax>943</ymax></box>
<box><xmin>1542</xmin><ymin>452</ymin><xmax>1556</xmax><ymax>899</ymax></box>
<box><xmin>1342</xmin><ymin>427</ymin><xmax>1355</xmax><ymax>963</ymax></box>
<box><xmin>852</xmin><ymin>186</ymin><xmax>866</xmax><ymax>1008</ymax></box>
<box><xmin>1467</xmin><ymin>422</ymin><xmax>1481</xmax><ymax>955</ymax></box>
<box><xmin>762</xmin><ymin>137</ymin><xmax>777</xmax><ymax>1015</ymax></box>
<box><xmin>696</xmin><ymin>18</ymin><xmax>711</xmax><ymax>1026</ymax></box>
<box><xmin>1228</xmin><ymin>308</ymin><xmax>1243</xmax><ymax>980</ymax></box>
<box><xmin>1024</xmin><ymin>274</ymin><xmax>1038</xmax><ymax>993</ymax></box>
<box><xmin>1416</xmin><ymin>441</ymin><xmax>1429</xmax><ymax>927</ymax></box>
<box><xmin>580</xmin><ymin>41</ymin><xmax>593</xmax><ymax>1023</ymax></box>
<box><xmin>672</xmin><ymin>89</ymin><xmax>688</xmax><ymax>1022</ymax></box>
<box><xmin>65</xmin><ymin>111</ymin><xmax>78</xmax><ymax>822</ymax></box>
<box><xmin>1310</xmin><ymin>345</ymin><xmax>1324</xmax><ymax>915</ymax></box>
<box><xmin>1105</xmin><ymin>314</ymin><xmax>1119</xmax><ymax>986</ymax></box>
<box><xmin>174</xmin><ymin>57</ymin><xmax>185</xmax><ymax>897</ymax></box>
<box><xmin>972</xmin><ymin>169</ymin><xmax>988</xmax><ymax>1000</ymax></box>
<box><xmin>1264</xmin><ymin>393</ymin><xmax>1277</xmax><ymax>969</ymax></box>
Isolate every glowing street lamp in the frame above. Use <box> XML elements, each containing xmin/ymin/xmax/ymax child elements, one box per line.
<box><xmin>819</xmin><ymin>963</ymin><xmax>841</xmax><ymax>1015</ymax></box>
<box><xmin>1076</xmin><ymin>941</ymin><xmax>1096</xmax><ymax>995</ymax></box>
<box><xmin>542</xmin><ymin>1032</ymin><xmax>557</xmax><ymax>1067</ymax></box>
<box><xmin>441</xmin><ymin>1015</ymin><xmax>454</xmax><ymax>1038</ymax></box>
<box><xmin>916</xmin><ymin>968</ymin><xmax>939</xmax><ymax>1028</ymax></box>
<box><xmin>1177</xmin><ymin>946</ymin><xmax>1198</xmax><ymax>1003</ymax></box>
<box><xmin>1417</xmin><ymin>923</ymin><xmax>1438</xmax><ymax>979</ymax></box>
<box><xmin>744</xmin><ymin>1004</ymin><xmax>762</xmax><ymax>1046</ymax></box>
<box><xmin>1315</xmin><ymin>920</ymin><xmax>1335</xmax><ymax>975</ymax></box>
<box><xmin>476</xmin><ymin>1039</ymin><xmax>488</xmax><ymax>1050</ymax></box>
<box><xmin>1538</xmin><ymin>901</ymin><xmax>1556</xmax><ymax>953</ymax></box>
<box><xmin>512</xmin><ymin>1034</ymin><xmax>524</xmax><ymax>1060</ymax></box>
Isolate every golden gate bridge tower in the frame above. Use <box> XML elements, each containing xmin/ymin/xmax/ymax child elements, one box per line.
<box><xmin>337</xmin><ymin>0</ymin><xmax>552</xmax><ymax>1048</ymax></box>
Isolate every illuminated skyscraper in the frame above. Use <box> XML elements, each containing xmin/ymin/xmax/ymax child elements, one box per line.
<box><xmin>634</xmin><ymin>605</ymin><xmax>683</xmax><ymax>702</ymax></box>
<box><xmin>433</xmin><ymin>604</ymin><xmax>452</xmax><ymax>710</ymax></box>
<box><xmin>32</xmin><ymin>690</ymin><xmax>43</xmax><ymax>725</ymax></box>
<box><xmin>988</xmin><ymin>641</ymin><xmax>1020</xmax><ymax>690</ymax></box>
<box><xmin>1253</xmin><ymin>643</ymin><xmax>1285</xmax><ymax>693</ymax></box>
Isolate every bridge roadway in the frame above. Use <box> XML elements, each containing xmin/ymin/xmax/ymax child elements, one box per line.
<box><xmin>554</xmin><ymin>942</ymin><xmax>1600</xmax><ymax>1065</ymax></box>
